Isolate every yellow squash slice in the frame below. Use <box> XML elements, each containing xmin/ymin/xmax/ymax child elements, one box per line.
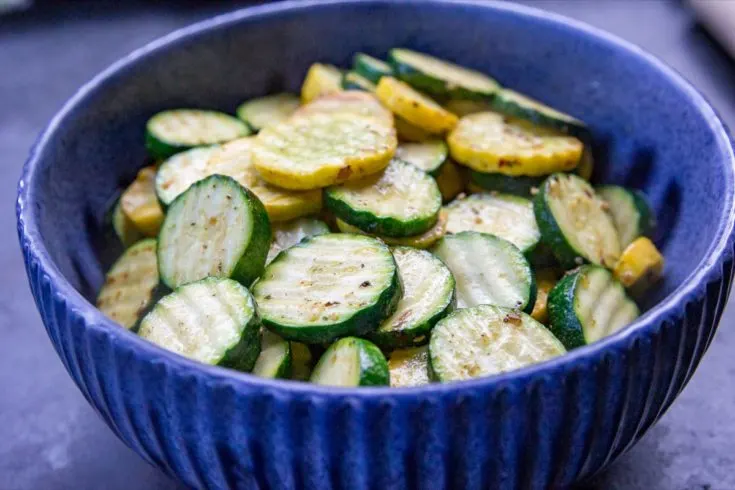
<box><xmin>613</xmin><ymin>237</ymin><xmax>664</xmax><ymax>295</ymax></box>
<box><xmin>120</xmin><ymin>166</ymin><xmax>164</xmax><ymax>237</ymax></box>
<box><xmin>301</xmin><ymin>63</ymin><xmax>343</xmax><ymax>103</ymax></box>
<box><xmin>293</xmin><ymin>91</ymin><xmax>393</xmax><ymax>125</ymax></box>
<box><xmin>376</xmin><ymin>77</ymin><xmax>458</xmax><ymax>134</ymax></box>
<box><xmin>448</xmin><ymin>112</ymin><xmax>583</xmax><ymax>176</ymax></box>
<box><xmin>252</xmin><ymin>112</ymin><xmax>397</xmax><ymax>190</ymax></box>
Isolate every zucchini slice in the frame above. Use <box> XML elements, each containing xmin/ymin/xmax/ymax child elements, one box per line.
<box><xmin>120</xmin><ymin>166</ymin><xmax>165</xmax><ymax>238</ymax></box>
<box><xmin>310</xmin><ymin>337</ymin><xmax>389</xmax><ymax>387</ymax></box>
<box><xmin>394</xmin><ymin>116</ymin><xmax>433</xmax><ymax>142</ymax></box>
<box><xmin>154</xmin><ymin>145</ymin><xmax>220</xmax><ymax>206</ymax></box>
<box><xmin>252</xmin><ymin>330</ymin><xmax>292</xmax><ymax>379</ymax></box>
<box><xmin>252</xmin><ymin>112</ymin><xmax>396</xmax><ymax>190</ymax></box>
<box><xmin>293</xmin><ymin>91</ymin><xmax>393</xmax><ymax>126</ymax></box>
<box><xmin>388</xmin><ymin>48</ymin><xmax>500</xmax><ymax>99</ymax></box>
<box><xmin>491</xmin><ymin>89</ymin><xmax>587</xmax><ymax>136</ymax></box>
<box><xmin>548</xmin><ymin>265</ymin><xmax>639</xmax><ymax>349</ymax></box>
<box><xmin>534</xmin><ymin>174</ymin><xmax>621</xmax><ymax>268</ymax></box>
<box><xmin>252</xmin><ymin>234</ymin><xmax>401</xmax><ymax>343</ymax></box>
<box><xmin>157</xmin><ymin>174</ymin><xmax>271</xmax><ymax>289</ymax></box>
<box><xmin>530</xmin><ymin>268</ymin><xmax>559</xmax><ymax>324</ymax></box>
<box><xmin>96</xmin><ymin>238</ymin><xmax>160</xmax><ymax>330</ymax></box>
<box><xmin>266</xmin><ymin>217</ymin><xmax>330</xmax><ymax>264</ymax></box>
<box><xmin>469</xmin><ymin>171</ymin><xmax>545</xmax><ymax>198</ymax></box>
<box><xmin>353</xmin><ymin>53</ymin><xmax>393</xmax><ymax>84</ymax></box>
<box><xmin>325</xmin><ymin>158</ymin><xmax>442</xmax><ymax>237</ymax></box>
<box><xmin>342</xmin><ymin>71</ymin><xmax>377</xmax><ymax>91</ymax></box>
<box><xmin>613</xmin><ymin>237</ymin><xmax>664</xmax><ymax>296</ymax></box>
<box><xmin>376</xmin><ymin>77</ymin><xmax>458</xmax><ymax>134</ymax></box>
<box><xmin>435</xmin><ymin>161</ymin><xmax>465</xmax><ymax>202</ymax></box>
<box><xmin>290</xmin><ymin>342</ymin><xmax>314</xmax><ymax>381</ymax></box>
<box><xmin>145</xmin><ymin>109</ymin><xmax>250</xmax><ymax>160</ymax></box>
<box><xmin>111</xmin><ymin>198</ymin><xmax>143</xmax><ymax>248</ymax></box>
<box><xmin>388</xmin><ymin>345</ymin><xmax>430</xmax><ymax>388</ymax></box>
<box><xmin>444</xmin><ymin>193</ymin><xmax>540</xmax><ymax>254</ymax></box>
<box><xmin>369</xmin><ymin>247</ymin><xmax>455</xmax><ymax>348</ymax></box>
<box><xmin>395</xmin><ymin>140</ymin><xmax>448</xmax><ymax>176</ymax></box>
<box><xmin>448</xmin><ymin>112</ymin><xmax>583</xmax><ymax>176</ymax></box>
<box><xmin>432</xmin><ymin>231</ymin><xmax>536</xmax><ymax>312</ymax></box>
<box><xmin>597</xmin><ymin>185</ymin><xmax>655</xmax><ymax>248</ymax></box>
<box><xmin>205</xmin><ymin>137</ymin><xmax>323</xmax><ymax>222</ymax></box>
<box><xmin>444</xmin><ymin>99</ymin><xmax>494</xmax><ymax>117</ymax></box>
<box><xmin>236</xmin><ymin>93</ymin><xmax>300</xmax><ymax>132</ymax></box>
<box><xmin>300</xmin><ymin>63</ymin><xmax>343</xmax><ymax>104</ymax></box>
<box><xmin>335</xmin><ymin>210</ymin><xmax>448</xmax><ymax>249</ymax></box>
<box><xmin>138</xmin><ymin>277</ymin><xmax>261</xmax><ymax>371</ymax></box>
<box><xmin>429</xmin><ymin>305</ymin><xmax>565</xmax><ymax>381</ymax></box>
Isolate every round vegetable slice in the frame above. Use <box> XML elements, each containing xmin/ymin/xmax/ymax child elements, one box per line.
<box><xmin>154</xmin><ymin>145</ymin><xmax>220</xmax><ymax>206</ymax></box>
<box><xmin>252</xmin><ymin>234</ymin><xmax>401</xmax><ymax>343</ymax></box>
<box><xmin>353</xmin><ymin>53</ymin><xmax>393</xmax><ymax>84</ymax></box>
<box><xmin>342</xmin><ymin>71</ymin><xmax>377</xmax><ymax>91</ymax></box>
<box><xmin>138</xmin><ymin>277</ymin><xmax>261</xmax><ymax>371</ymax></box>
<box><xmin>145</xmin><ymin>109</ymin><xmax>250</xmax><ymax>159</ymax></box>
<box><xmin>158</xmin><ymin>174</ymin><xmax>271</xmax><ymax>289</ymax></box>
<box><xmin>530</xmin><ymin>268</ymin><xmax>560</xmax><ymax>324</ymax></box>
<box><xmin>548</xmin><ymin>265</ymin><xmax>639</xmax><ymax>349</ymax></box>
<box><xmin>432</xmin><ymin>231</ymin><xmax>536</xmax><ymax>312</ymax></box>
<box><xmin>252</xmin><ymin>330</ymin><xmax>292</xmax><ymax>379</ymax></box>
<box><xmin>335</xmin><ymin>210</ymin><xmax>448</xmax><ymax>249</ymax></box>
<box><xmin>395</xmin><ymin>140</ymin><xmax>448</xmax><ymax>176</ymax></box>
<box><xmin>491</xmin><ymin>89</ymin><xmax>587</xmax><ymax>136</ymax></box>
<box><xmin>236</xmin><ymin>93</ymin><xmax>300</xmax><ymax>132</ymax></box>
<box><xmin>111</xmin><ymin>198</ymin><xmax>143</xmax><ymax>248</ymax></box>
<box><xmin>252</xmin><ymin>112</ymin><xmax>397</xmax><ymax>190</ymax></box>
<box><xmin>369</xmin><ymin>247</ymin><xmax>455</xmax><ymax>348</ymax></box>
<box><xmin>293</xmin><ymin>91</ymin><xmax>393</xmax><ymax>126</ymax></box>
<box><xmin>325</xmin><ymin>158</ymin><xmax>441</xmax><ymax>237</ymax></box>
<box><xmin>310</xmin><ymin>337</ymin><xmax>389</xmax><ymax>387</ymax></box>
<box><xmin>121</xmin><ymin>166</ymin><xmax>164</xmax><ymax>237</ymax></box>
<box><xmin>448</xmin><ymin>112</ymin><xmax>583</xmax><ymax>176</ymax></box>
<box><xmin>376</xmin><ymin>77</ymin><xmax>458</xmax><ymax>134</ymax></box>
<box><xmin>388</xmin><ymin>48</ymin><xmax>499</xmax><ymax>99</ymax></box>
<box><xmin>597</xmin><ymin>185</ymin><xmax>655</xmax><ymax>248</ymax></box>
<box><xmin>96</xmin><ymin>238</ymin><xmax>160</xmax><ymax>330</ymax></box>
<box><xmin>205</xmin><ymin>137</ymin><xmax>322</xmax><ymax>221</ymax></box>
<box><xmin>388</xmin><ymin>346</ymin><xmax>430</xmax><ymax>388</ymax></box>
<box><xmin>267</xmin><ymin>217</ymin><xmax>330</xmax><ymax>264</ymax></box>
<box><xmin>613</xmin><ymin>237</ymin><xmax>664</xmax><ymax>296</ymax></box>
<box><xmin>300</xmin><ymin>63</ymin><xmax>343</xmax><ymax>104</ymax></box>
<box><xmin>429</xmin><ymin>305</ymin><xmax>565</xmax><ymax>382</ymax></box>
<box><xmin>534</xmin><ymin>173</ymin><xmax>621</xmax><ymax>268</ymax></box>
<box><xmin>435</xmin><ymin>161</ymin><xmax>465</xmax><ymax>202</ymax></box>
<box><xmin>469</xmin><ymin>171</ymin><xmax>545</xmax><ymax>197</ymax></box>
<box><xmin>444</xmin><ymin>193</ymin><xmax>540</xmax><ymax>254</ymax></box>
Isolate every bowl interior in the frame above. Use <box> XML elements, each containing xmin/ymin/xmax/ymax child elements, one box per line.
<box><xmin>23</xmin><ymin>1</ymin><xmax>733</xmax><ymax>320</ymax></box>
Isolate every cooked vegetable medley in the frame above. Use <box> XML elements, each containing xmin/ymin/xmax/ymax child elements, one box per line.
<box><xmin>98</xmin><ymin>48</ymin><xmax>664</xmax><ymax>386</ymax></box>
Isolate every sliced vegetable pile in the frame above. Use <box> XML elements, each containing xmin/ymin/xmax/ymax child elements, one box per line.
<box><xmin>98</xmin><ymin>48</ymin><xmax>665</xmax><ymax>387</ymax></box>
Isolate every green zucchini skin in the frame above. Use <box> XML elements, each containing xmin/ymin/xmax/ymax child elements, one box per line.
<box><xmin>324</xmin><ymin>159</ymin><xmax>441</xmax><ymax>238</ymax></box>
<box><xmin>342</xmin><ymin>71</ymin><xmax>377</xmax><ymax>91</ymax></box>
<box><xmin>157</xmin><ymin>175</ymin><xmax>271</xmax><ymax>289</ymax></box>
<box><xmin>490</xmin><ymin>89</ymin><xmax>589</xmax><ymax>138</ymax></box>
<box><xmin>310</xmin><ymin>337</ymin><xmax>390</xmax><ymax>386</ymax></box>
<box><xmin>469</xmin><ymin>171</ymin><xmax>546</xmax><ymax>197</ymax></box>
<box><xmin>546</xmin><ymin>271</ymin><xmax>586</xmax><ymax>349</ymax></box>
<box><xmin>353</xmin><ymin>53</ymin><xmax>393</xmax><ymax>84</ymax></box>
<box><xmin>367</xmin><ymin>247</ymin><xmax>456</xmax><ymax>349</ymax></box>
<box><xmin>388</xmin><ymin>48</ymin><xmax>499</xmax><ymax>100</ymax></box>
<box><xmin>253</xmin><ymin>234</ymin><xmax>402</xmax><ymax>344</ymax></box>
<box><xmin>597</xmin><ymin>185</ymin><xmax>656</xmax><ymax>246</ymax></box>
<box><xmin>252</xmin><ymin>330</ymin><xmax>292</xmax><ymax>379</ymax></box>
<box><xmin>533</xmin><ymin>186</ymin><xmax>579</xmax><ymax>269</ymax></box>
<box><xmin>631</xmin><ymin>190</ymin><xmax>656</xmax><ymax>237</ymax></box>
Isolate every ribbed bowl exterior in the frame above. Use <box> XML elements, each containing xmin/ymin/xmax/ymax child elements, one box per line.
<box><xmin>16</xmin><ymin>1</ymin><xmax>735</xmax><ymax>488</ymax></box>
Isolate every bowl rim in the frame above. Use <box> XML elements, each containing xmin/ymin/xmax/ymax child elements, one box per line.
<box><xmin>16</xmin><ymin>0</ymin><xmax>735</xmax><ymax>398</ymax></box>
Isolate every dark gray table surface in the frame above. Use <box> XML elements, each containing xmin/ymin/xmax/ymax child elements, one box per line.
<box><xmin>2</xmin><ymin>1</ymin><xmax>734</xmax><ymax>489</ymax></box>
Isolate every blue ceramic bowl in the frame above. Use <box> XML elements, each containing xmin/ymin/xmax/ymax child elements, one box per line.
<box><xmin>16</xmin><ymin>1</ymin><xmax>735</xmax><ymax>488</ymax></box>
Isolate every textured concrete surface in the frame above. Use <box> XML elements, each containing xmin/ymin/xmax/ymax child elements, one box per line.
<box><xmin>1</xmin><ymin>1</ymin><xmax>734</xmax><ymax>489</ymax></box>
